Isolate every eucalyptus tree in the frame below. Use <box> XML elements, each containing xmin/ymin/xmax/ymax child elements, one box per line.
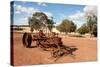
<box><xmin>86</xmin><ymin>14</ymin><xmax>97</xmax><ymax>36</ymax></box>
<box><xmin>28</xmin><ymin>12</ymin><xmax>54</xmax><ymax>32</ymax></box>
<box><xmin>56</xmin><ymin>19</ymin><xmax>76</xmax><ymax>34</ymax></box>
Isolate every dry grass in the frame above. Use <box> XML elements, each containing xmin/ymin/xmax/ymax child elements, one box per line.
<box><xmin>12</xmin><ymin>32</ymin><xmax>97</xmax><ymax>66</ymax></box>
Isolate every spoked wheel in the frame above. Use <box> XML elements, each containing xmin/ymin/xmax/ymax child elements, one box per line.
<box><xmin>22</xmin><ymin>32</ymin><xmax>32</xmax><ymax>48</ymax></box>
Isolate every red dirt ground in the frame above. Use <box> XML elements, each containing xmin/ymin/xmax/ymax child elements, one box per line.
<box><xmin>12</xmin><ymin>32</ymin><xmax>97</xmax><ymax>66</ymax></box>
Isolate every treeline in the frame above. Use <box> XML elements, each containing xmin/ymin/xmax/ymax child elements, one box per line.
<box><xmin>28</xmin><ymin>12</ymin><xmax>54</xmax><ymax>32</ymax></box>
<box><xmin>11</xmin><ymin>25</ymin><xmax>29</xmax><ymax>27</ymax></box>
<box><xmin>28</xmin><ymin>12</ymin><xmax>97</xmax><ymax>37</ymax></box>
<box><xmin>56</xmin><ymin>14</ymin><xmax>97</xmax><ymax>37</ymax></box>
<box><xmin>77</xmin><ymin>15</ymin><xmax>97</xmax><ymax>37</ymax></box>
<box><xmin>56</xmin><ymin>19</ymin><xmax>76</xmax><ymax>34</ymax></box>
<box><xmin>11</xmin><ymin>25</ymin><xmax>29</xmax><ymax>31</ymax></box>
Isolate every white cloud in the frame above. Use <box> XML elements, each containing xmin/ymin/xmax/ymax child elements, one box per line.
<box><xmin>15</xmin><ymin>5</ymin><xmax>40</xmax><ymax>14</ymax></box>
<box><xmin>68</xmin><ymin>6</ymin><xmax>97</xmax><ymax>21</ymax></box>
<box><xmin>68</xmin><ymin>11</ymin><xmax>85</xmax><ymax>20</ymax></box>
<box><xmin>67</xmin><ymin>5</ymin><xmax>97</xmax><ymax>28</ymax></box>
<box><xmin>83</xmin><ymin>6</ymin><xmax>97</xmax><ymax>16</ymax></box>
<box><xmin>37</xmin><ymin>2</ymin><xmax>47</xmax><ymax>7</ymax></box>
<box><xmin>68</xmin><ymin>11</ymin><xmax>86</xmax><ymax>28</ymax></box>
<box><xmin>14</xmin><ymin>17</ymin><xmax>28</xmax><ymax>25</ymax></box>
<box><xmin>15</xmin><ymin>10</ymin><xmax>21</xmax><ymax>14</ymax></box>
<box><xmin>21</xmin><ymin>17</ymin><xmax>28</xmax><ymax>21</ymax></box>
<box><xmin>44</xmin><ymin>12</ymin><xmax>53</xmax><ymax>19</ymax></box>
<box><xmin>60</xmin><ymin>14</ymin><xmax>67</xmax><ymax>19</ymax></box>
<box><xmin>20</xmin><ymin>17</ymin><xmax>28</xmax><ymax>25</ymax></box>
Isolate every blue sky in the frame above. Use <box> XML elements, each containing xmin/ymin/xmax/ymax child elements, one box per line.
<box><xmin>12</xmin><ymin>1</ymin><xmax>97</xmax><ymax>28</ymax></box>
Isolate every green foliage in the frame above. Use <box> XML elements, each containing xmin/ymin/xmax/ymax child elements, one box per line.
<box><xmin>87</xmin><ymin>15</ymin><xmax>97</xmax><ymax>37</ymax></box>
<box><xmin>91</xmin><ymin>24</ymin><xmax>97</xmax><ymax>37</ymax></box>
<box><xmin>47</xmin><ymin>18</ymin><xmax>54</xmax><ymax>32</ymax></box>
<box><xmin>77</xmin><ymin>24</ymin><xmax>89</xmax><ymax>34</ymax></box>
<box><xmin>56</xmin><ymin>19</ymin><xmax>76</xmax><ymax>34</ymax></box>
<box><xmin>28</xmin><ymin>12</ymin><xmax>54</xmax><ymax>32</ymax></box>
<box><xmin>77</xmin><ymin>14</ymin><xmax>97</xmax><ymax>37</ymax></box>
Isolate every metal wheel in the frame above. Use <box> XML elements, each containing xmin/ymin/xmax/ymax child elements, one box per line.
<box><xmin>22</xmin><ymin>32</ymin><xmax>32</xmax><ymax>47</ymax></box>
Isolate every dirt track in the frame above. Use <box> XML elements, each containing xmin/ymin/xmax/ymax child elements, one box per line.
<box><xmin>12</xmin><ymin>32</ymin><xmax>97</xmax><ymax>66</ymax></box>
